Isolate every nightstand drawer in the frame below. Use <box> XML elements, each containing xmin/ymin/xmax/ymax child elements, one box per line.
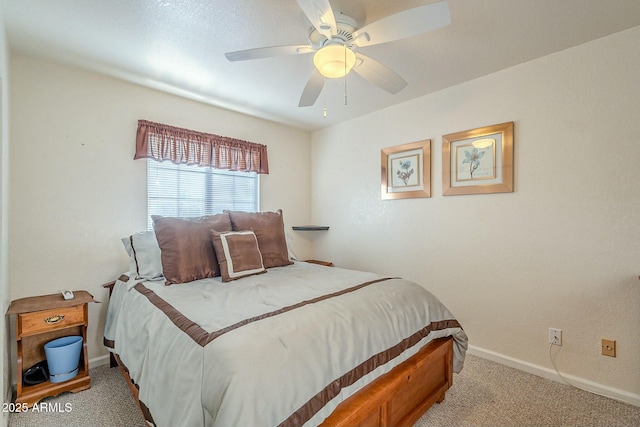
<box><xmin>19</xmin><ymin>305</ymin><xmax>85</xmax><ymax>337</ymax></box>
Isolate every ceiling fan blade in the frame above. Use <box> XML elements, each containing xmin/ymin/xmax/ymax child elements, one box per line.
<box><xmin>296</xmin><ymin>0</ymin><xmax>337</xmax><ymax>39</ymax></box>
<box><xmin>353</xmin><ymin>53</ymin><xmax>407</xmax><ymax>95</ymax></box>
<box><xmin>225</xmin><ymin>45</ymin><xmax>314</xmax><ymax>61</ymax></box>
<box><xmin>298</xmin><ymin>69</ymin><xmax>325</xmax><ymax>107</ymax></box>
<box><xmin>352</xmin><ymin>1</ymin><xmax>450</xmax><ymax>47</ymax></box>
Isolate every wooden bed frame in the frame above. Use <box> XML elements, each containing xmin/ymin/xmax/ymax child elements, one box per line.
<box><xmin>113</xmin><ymin>336</ymin><xmax>454</xmax><ymax>427</ymax></box>
<box><xmin>320</xmin><ymin>336</ymin><xmax>453</xmax><ymax>427</ymax></box>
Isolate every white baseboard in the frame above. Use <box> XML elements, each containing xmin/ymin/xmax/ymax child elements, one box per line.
<box><xmin>467</xmin><ymin>344</ymin><xmax>640</xmax><ymax>407</ymax></box>
<box><xmin>88</xmin><ymin>354</ymin><xmax>111</xmax><ymax>370</ymax></box>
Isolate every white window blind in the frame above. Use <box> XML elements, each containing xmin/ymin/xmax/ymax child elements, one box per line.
<box><xmin>147</xmin><ymin>160</ymin><xmax>259</xmax><ymax>229</ymax></box>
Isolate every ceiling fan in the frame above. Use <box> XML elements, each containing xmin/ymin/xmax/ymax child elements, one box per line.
<box><xmin>225</xmin><ymin>0</ymin><xmax>451</xmax><ymax>108</ymax></box>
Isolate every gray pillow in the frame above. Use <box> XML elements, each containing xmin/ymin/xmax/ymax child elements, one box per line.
<box><xmin>121</xmin><ymin>231</ymin><xmax>163</xmax><ymax>280</ymax></box>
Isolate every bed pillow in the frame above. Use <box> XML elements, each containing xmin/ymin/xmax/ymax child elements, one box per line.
<box><xmin>227</xmin><ymin>209</ymin><xmax>293</xmax><ymax>268</ymax></box>
<box><xmin>152</xmin><ymin>213</ymin><xmax>232</xmax><ymax>285</ymax></box>
<box><xmin>211</xmin><ymin>230</ymin><xmax>267</xmax><ymax>282</ymax></box>
<box><xmin>121</xmin><ymin>231</ymin><xmax>163</xmax><ymax>280</ymax></box>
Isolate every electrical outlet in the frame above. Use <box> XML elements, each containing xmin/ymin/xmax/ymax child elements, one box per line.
<box><xmin>602</xmin><ymin>339</ymin><xmax>616</xmax><ymax>357</ymax></box>
<box><xmin>549</xmin><ymin>328</ymin><xmax>562</xmax><ymax>346</ymax></box>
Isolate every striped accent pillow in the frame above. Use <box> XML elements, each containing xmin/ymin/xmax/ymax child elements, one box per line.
<box><xmin>211</xmin><ymin>230</ymin><xmax>267</xmax><ymax>282</ymax></box>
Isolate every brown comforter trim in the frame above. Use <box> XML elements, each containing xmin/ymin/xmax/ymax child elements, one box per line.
<box><xmin>103</xmin><ymin>338</ymin><xmax>114</xmax><ymax>349</ymax></box>
<box><xmin>279</xmin><ymin>319</ymin><xmax>462</xmax><ymax>427</ymax></box>
<box><xmin>133</xmin><ymin>277</ymin><xmax>397</xmax><ymax>347</ymax></box>
<box><xmin>133</xmin><ymin>283</ymin><xmax>212</xmax><ymax>346</ymax></box>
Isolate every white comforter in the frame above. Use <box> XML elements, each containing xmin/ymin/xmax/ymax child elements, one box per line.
<box><xmin>104</xmin><ymin>261</ymin><xmax>467</xmax><ymax>427</ymax></box>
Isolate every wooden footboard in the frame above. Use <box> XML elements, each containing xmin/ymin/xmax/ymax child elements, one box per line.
<box><xmin>113</xmin><ymin>336</ymin><xmax>453</xmax><ymax>427</ymax></box>
<box><xmin>321</xmin><ymin>336</ymin><xmax>454</xmax><ymax>427</ymax></box>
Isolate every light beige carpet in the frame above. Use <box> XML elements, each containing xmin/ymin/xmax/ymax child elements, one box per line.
<box><xmin>8</xmin><ymin>363</ymin><xmax>145</xmax><ymax>427</ymax></box>
<box><xmin>416</xmin><ymin>354</ymin><xmax>639</xmax><ymax>427</ymax></box>
<box><xmin>9</xmin><ymin>354</ymin><xmax>640</xmax><ymax>427</ymax></box>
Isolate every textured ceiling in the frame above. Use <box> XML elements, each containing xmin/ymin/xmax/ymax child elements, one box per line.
<box><xmin>2</xmin><ymin>0</ymin><xmax>640</xmax><ymax>131</ymax></box>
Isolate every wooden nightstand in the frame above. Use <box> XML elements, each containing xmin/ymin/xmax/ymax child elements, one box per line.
<box><xmin>6</xmin><ymin>291</ymin><xmax>96</xmax><ymax>407</ymax></box>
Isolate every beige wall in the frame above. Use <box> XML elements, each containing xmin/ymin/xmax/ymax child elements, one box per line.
<box><xmin>8</xmin><ymin>53</ymin><xmax>312</xmax><ymax>364</ymax></box>
<box><xmin>310</xmin><ymin>26</ymin><xmax>640</xmax><ymax>402</ymax></box>
<box><xmin>0</xmin><ymin>9</ymin><xmax>10</xmax><ymax>426</ymax></box>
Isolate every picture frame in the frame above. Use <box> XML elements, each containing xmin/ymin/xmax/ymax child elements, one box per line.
<box><xmin>442</xmin><ymin>122</ymin><xmax>514</xmax><ymax>195</ymax></box>
<box><xmin>381</xmin><ymin>139</ymin><xmax>431</xmax><ymax>199</ymax></box>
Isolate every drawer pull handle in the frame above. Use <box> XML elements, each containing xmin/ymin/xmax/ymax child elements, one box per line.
<box><xmin>44</xmin><ymin>314</ymin><xmax>65</xmax><ymax>324</ymax></box>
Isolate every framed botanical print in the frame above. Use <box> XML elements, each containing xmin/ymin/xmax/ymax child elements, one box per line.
<box><xmin>442</xmin><ymin>122</ymin><xmax>514</xmax><ymax>195</ymax></box>
<box><xmin>381</xmin><ymin>140</ymin><xmax>431</xmax><ymax>199</ymax></box>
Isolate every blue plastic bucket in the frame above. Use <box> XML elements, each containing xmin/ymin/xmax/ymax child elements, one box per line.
<box><xmin>44</xmin><ymin>336</ymin><xmax>83</xmax><ymax>383</ymax></box>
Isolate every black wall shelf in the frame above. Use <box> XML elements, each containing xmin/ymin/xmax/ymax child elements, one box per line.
<box><xmin>292</xmin><ymin>226</ymin><xmax>330</xmax><ymax>231</ymax></box>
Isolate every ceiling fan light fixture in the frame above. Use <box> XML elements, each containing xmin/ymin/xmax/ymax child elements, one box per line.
<box><xmin>313</xmin><ymin>45</ymin><xmax>356</xmax><ymax>79</ymax></box>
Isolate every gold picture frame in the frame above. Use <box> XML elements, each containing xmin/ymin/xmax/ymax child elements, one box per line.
<box><xmin>442</xmin><ymin>122</ymin><xmax>514</xmax><ymax>195</ymax></box>
<box><xmin>381</xmin><ymin>140</ymin><xmax>431</xmax><ymax>199</ymax></box>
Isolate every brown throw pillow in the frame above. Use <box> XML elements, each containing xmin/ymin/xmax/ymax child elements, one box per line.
<box><xmin>152</xmin><ymin>213</ymin><xmax>232</xmax><ymax>285</ymax></box>
<box><xmin>211</xmin><ymin>230</ymin><xmax>267</xmax><ymax>282</ymax></box>
<box><xmin>227</xmin><ymin>209</ymin><xmax>293</xmax><ymax>268</ymax></box>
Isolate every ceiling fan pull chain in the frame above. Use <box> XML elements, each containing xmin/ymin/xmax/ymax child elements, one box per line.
<box><xmin>344</xmin><ymin>76</ymin><xmax>348</xmax><ymax>106</ymax></box>
<box><xmin>344</xmin><ymin>45</ymin><xmax>348</xmax><ymax>106</ymax></box>
<box><xmin>323</xmin><ymin>76</ymin><xmax>327</xmax><ymax>118</ymax></box>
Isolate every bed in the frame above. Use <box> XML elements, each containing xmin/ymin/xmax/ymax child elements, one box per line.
<box><xmin>104</xmin><ymin>210</ymin><xmax>467</xmax><ymax>427</ymax></box>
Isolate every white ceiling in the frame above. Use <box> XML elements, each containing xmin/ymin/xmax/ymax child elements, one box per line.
<box><xmin>2</xmin><ymin>0</ymin><xmax>640</xmax><ymax>131</ymax></box>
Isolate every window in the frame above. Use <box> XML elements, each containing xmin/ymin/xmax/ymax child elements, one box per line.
<box><xmin>147</xmin><ymin>160</ymin><xmax>259</xmax><ymax>229</ymax></box>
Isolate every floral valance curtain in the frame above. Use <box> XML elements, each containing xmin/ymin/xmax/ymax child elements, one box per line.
<box><xmin>135</xmin><ymin>120</ymin><xmax>269</xmax><ymax>174</ymax></box>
